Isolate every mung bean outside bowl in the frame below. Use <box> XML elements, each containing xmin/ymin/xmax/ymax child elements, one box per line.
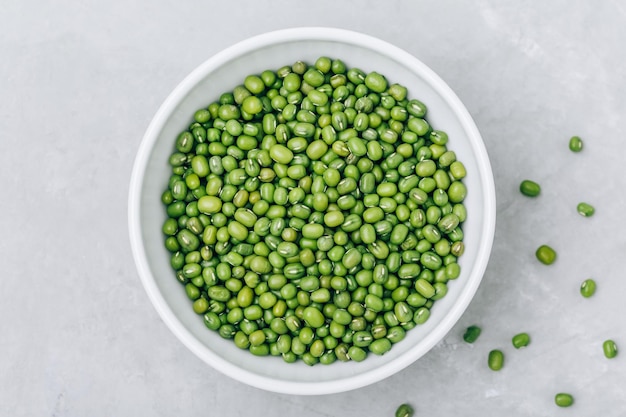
<box><xmin>128</xmin><ymin>27</ymin><xmax>496</xmax><ymax>395</ymax></box>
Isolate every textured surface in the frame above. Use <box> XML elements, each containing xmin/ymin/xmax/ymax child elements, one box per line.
<box><xmin>2</xmin><ymin>1</ymin><xmax>625</xmax><ymax>415</ymax></box>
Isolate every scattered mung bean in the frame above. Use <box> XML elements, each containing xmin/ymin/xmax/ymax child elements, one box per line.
<box><xmin>519</xmin><ymin>180</ymin><xmax>541</xmax><ymax>197</ymax></box>
<box><xmin>555</xmin><ymin>393</ymin><xmax>574</xmax><ymax>407</ymax></box>
<box><xmin>580</xmin><ymin>279</ymin><xmax>596</xmax><ymax>298</ymax></box>
<box><xmin>603</xmin><ymin>340</ymin><xmax>618</xmax><ymax>359</ymax></box>
<box><xmin>536</xmin><ymin>245</ymin><xmax>557</xmax><ymax>265</ymax></box>
<box><xmin>512</xmin><ymin>332</ymin><xmax>530</xmax><ymax>349</ymax></box>
<box><xmin>488</xmin><ymin>349</ymin><xmax>504</xmax><ymax>371</ymax></box>
<box><xmin>395</xmin><ymin>403</ymin><xmax>414</xmax><ymax>417</ymax></box>
<box><xmin>463</xmin><ymin>325</ymin><xmax>481</xmax><ymax>343</ymax></box>
<box><xmin>576</xmin><ymin>202</ymin><xmax>595</xmax><ymax>217</ymax></box>
<box><xmin>568</xmin><ymin>136</ymin><xmax>583</xmax><ymax>152</ymax></box>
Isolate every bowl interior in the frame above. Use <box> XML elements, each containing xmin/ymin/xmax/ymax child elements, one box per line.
<box><xmin>129</xmin><ymin>28</ymin><xmax>495</xmax><ymax>395</ymax></box>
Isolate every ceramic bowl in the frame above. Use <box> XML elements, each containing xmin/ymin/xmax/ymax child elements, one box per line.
<box><xmin>128</xmin><ymin>27</ymin><xmax>495</xmax><ymax>395</ymax></box>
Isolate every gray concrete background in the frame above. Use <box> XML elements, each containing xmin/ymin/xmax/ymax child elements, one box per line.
<box><xmin>2</xmin><ymin>1</ymin><xmax>625</xmax><ymax>415</ymax></box>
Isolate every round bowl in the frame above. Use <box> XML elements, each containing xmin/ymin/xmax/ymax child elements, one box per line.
<box><xmin>128</xmin><ymin>27</ymin><xmax>496</xmax><ymax>395</ymax></box>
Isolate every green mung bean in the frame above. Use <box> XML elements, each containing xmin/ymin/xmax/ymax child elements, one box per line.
<box><xmin>603</xmin><ymin>339</ymin><xmax>618</xmax><ymax>359</ymax></box>
<box><xmin>554</xmin><ymin>393</ymin><xmax>574</xmax><ymax>407</ymax></box>
<box><xmin>576</xmin><ymin>202</ymin><xmax>595</xmax><ymax>217</ymax></box>
<box><xmin>488</xmin><ymin>349</ymin><xmax>504</xmax><ymax>371</ymax></box>
<box><xmin>568</xmin><ymin>135</ymin><xmax>583</xmax><ymax>152</ymax></box>
<box><xmin>536</xmin><ymin>245</ymin><xmax>557</xmax><ymax>265</ymax></box>
<box><xmin>463</xmin><ymin>325</ymin><xmax>481</xmax><ymax>343</ymax></box>
<box><xmin>512</xmin><ymin>332</ymin><xmax>530</xmax><ymax>349</ymax></box>
<box><xmin>519</xmin><ymin>180</ymin><xmax>541</xmax><ymax>197</ymax></box>
<box><xmin>580</xmin><ymin>278</ymin><xmax>596</xmax><ymax>298</ymax></box>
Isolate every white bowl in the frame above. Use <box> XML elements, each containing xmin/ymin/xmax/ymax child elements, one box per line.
<box><xmin>128</xmin><ymin>27</ymin><xmax>496</xmax><ymax>395</ymax></box>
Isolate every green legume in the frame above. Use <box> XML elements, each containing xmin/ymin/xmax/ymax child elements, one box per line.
<box><xmin>580</xmin><ymin>278</ymin><xmax>596</xmax><ymax>298</ymax></box>
<box><xmin>448</xmin><ymin>181</ymin><xmax>466</xmax><ymax>203</ymax></box>
<box><xmin>227</xmin><ymin>221</ymin><xmax>248</xmax><ymax>241</ymax></box>
<box><xmin>576</xmin><ymin>202</ymin><xmax>595</xmax><ymax>217</ymax></box>
<box><xmin>394</xmin><ymin>302</ymin><xmax>413</xmax><ymax>323</ymax></box>
<box><xmin>324</xmin><ymin>211</ymin><xmax>344</xmax><ymax>228</ymax></box>
<box><xmin>303</xmin><ymin>306</ymin><xmax>325</xmax><ymax>328</ymax></box>
<box><xmin>207</xmin><ymin>286</ymin><xmax>230</xmax><ymax>302</ymax></box>
<box><xmin>449</xmin><ymin>161</ymin><xmax>466</xmax><ymax>180</ymax></box>
<box><xmin>368</xmin><ymin>240</ymin><xmax>390</xmax><ymax>260</ymax></box>
<box><xmin>420</xmin><ymin>251</ymin><xmax>442</xmax><ymax>270</ymax></box>
<box><xmin>369</xmin><ymin>338</ymin><xmax>392</xmax><ymax>355</ymax></box>
<box><xmin>347</xmin><ymin>137</ymin><xmax>367</xmax><ymax>156</ymax></box>
<box><xmin>603</xmin><ymin>339</ymin><xmax>618</xmax><ymax>358</ymax></box>
<box><xmin>536</xmin><ymin>244</ymin><xmax>557</xmax><ymax>265</ymax></box>
<box><xmin>413</xmin><ymin>307</ymin><xmax>430</xmax><ymax>325</ymax></box>
<box><xmin>395</xmin><ymin>403</ymin><xmax>414</xmax><ymax>417</ymax></box>
<box><xmin>269</xmin><ymin>144</ymin><xmax>293</xmax><ymax>164</ymax></box>
<box><xmin>177</xmin><ymin>230</ymin><xmax>199</xmax><ymax>252</ymax></box>
<box><xmin>519</xmin><ymin>179</ymin><xmax>541</xmax><ymax>197</ymax></box>
<box><xmin>363</xmin><ymin>71</ymin><xmax>387</xmax><ymax>93</ymax></box>
<box><xmin>363</xmin><ymin>207</ymin><xmax>384</xmax><ymax>224</ymax></box>
<box><xmin>569</xmin><ymin>135</ymin><xmax>583</xmax><ymax>152</ymax></box>
<box><xmin>555</xmin><ymin>393</ymin><xmax>574</xmax><ymax>407</ymax></box>
<box><xmin>431</xmin><ymin>282</ymin><xmax>447</xmax><ymax>300</ymax></box>
<box><xmin>512</xmin><ymin>332</ymin><xmax>530</xmax><ymax>349</ymax></box>
<box><xmin>365</xmin><ymin>294</ymin><xmax>384</xmax><ymax>312</ymax></box>
<box><xmin>463</xmin><ymin>325</ymin><xmax>481</xmax><ymax>343</ymax></box>
<box><xmin>161</xmin><ymin>58</ymin><xmax>467</xmax><ymax>364</ymax></box>
<box><xmin>414</xmin><ymin>278</ymin><xmax>435</xmax><ymax>298</ymax></box>
<box><xmin>406</xmin><ymin>99</ymin><xmax>427</xmax><ymax>117</ymax></box>
<box><xmin>198</xmin><ymin>196</ymin><xmax>222</xmax><ymax>214</ymax></box>
<box><xmin>408</xmin><ymin>118</ymin><xmax>430</xmax><ymax>136</ymax></box>
<box><xmin>416</xmin><ymin>159</ymin><xmax>436</xmax><ymax>177</ymax></box>
<box><xmin>488</xmin><ymin>349</ymin><xmax>504</xmax><ymax>371</ymax></box>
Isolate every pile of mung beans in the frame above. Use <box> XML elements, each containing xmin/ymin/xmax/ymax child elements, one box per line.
<box><xmin>161</xmin><ymin>57</ymin><xmax>467</xmax><ymax>365</ymax></box>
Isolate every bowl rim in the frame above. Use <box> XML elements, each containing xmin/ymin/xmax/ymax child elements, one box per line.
<box><xmin>128</xmin><ymin>26</ymin><xmax>496</xmax><ymax>395</ymax></box>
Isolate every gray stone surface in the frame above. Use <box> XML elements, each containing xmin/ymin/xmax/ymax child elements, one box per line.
<box><xmin>2</xmin><ymin>0</ymin><xmax>625</xmax><ymax>415</ymax></box>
